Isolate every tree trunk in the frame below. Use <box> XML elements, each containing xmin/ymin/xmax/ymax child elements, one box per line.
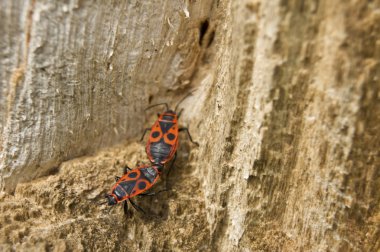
<box><xmin>0</xmin><ymin>0</ymin><xmax>379</xmax><ymax>251</ymax></box>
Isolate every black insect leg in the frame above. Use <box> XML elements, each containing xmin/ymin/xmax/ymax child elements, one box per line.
<box><xmin>166</xmin><ymin>152</ymin><xmax>177</xmax><ymax>178</ymax></box>
<box><xmin>177</xmin><ymin>108</ymin><xmax>184</xmax><ymax>119</ymax></box>
<box><xmin>123</xmin><ymin>201</ymin><xmax>128</xmax><ymax>215</ymax></box>
<box><xmin>179</xmin><ymin>127</ymin><xmax>199</xmax><ymax>146</ymax></box>
<box><xmin>144</xmin><ymin>103</ymin><xmax>169</xmax><ymax>111</ymax></box>
<box><xmin>138</xmin><ymin>189</ymin><xmax>168</xmax><ymax>197</ymax></box>
<box><xmin>129</xmin><ymin>199</ymin><xmax>146</xmax><ymax>214</ymax></box>
<box><xmin>170</xmin><ymin>152</ymin><xmax>177</xmax><ymax>171</ymax></box>
<box><xmin>123</xmin><ymin>165</ymin><xmax>132</xmax><ymax>174</ymax></box>
<box><xmin>115</xmin><ymin>176</ymin><xmax>121</xmax><ymax>182</ymax></box>
<box><xmin>140</xmin><ymin>128</ymin><xmax>151</xmax><ymax>142</ymax></box>
<box><xmin>135</xmin><ymin>160</ymin><xmax>145</xmax><ymax>167</ymax></box>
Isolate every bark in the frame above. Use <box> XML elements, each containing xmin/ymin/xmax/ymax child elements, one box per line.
<box><xmin>0</xmin><ymin>0</ymin><xmax>379</xmax><ymax>251</ymax></box>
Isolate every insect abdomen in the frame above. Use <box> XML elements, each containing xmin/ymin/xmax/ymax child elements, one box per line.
<box><xmin>148</xmin><ymin>139</ymin><xmax>172</xmax><ymax>164</ymax></box>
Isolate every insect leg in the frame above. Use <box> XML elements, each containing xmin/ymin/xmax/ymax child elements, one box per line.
<box><xmin>115</xmin><ymin>176</ymin><xmax>121</xmax><ymax>182</ymax></box>
<box><xmin>123</xmin><ymin>165</ymin><xmax>132</xmax><ymax>174</ymax></box>
<box><xmin>170</xmin><ymin>152</ymin><xmax>177</xmax><ymax>171</ymax></box>
<box><xmin>140</xmin><ymin>128</ymin><xmax>151</xmax><ymax>142</ymax></box>
<box><xmin>123</xmin><ymin>201</ymin><xmax>128</xmax><ymax>215</ymax></box>
<box><xmin>138</xmin><ymin>189</ymin><xmax>168</xmax><ymax>197</ymax></box>
<box><xmin>129</xmin><ymin>199</ymin><xmax>146</xmax><ymax>214</ymax></box>
<box><xmin>179</xmin><ymin>127</ymin><xmax>199</xmax><ymax>146</ymax></box>
<box><xmin>166</xmin><ymin>152</ymin><xmax>177</xmax><ymax>178</ymax></box>
<box><xmin>177</xmin><ymin>108</ymin><xmax>184</xmax><ymax>119</ymax></box>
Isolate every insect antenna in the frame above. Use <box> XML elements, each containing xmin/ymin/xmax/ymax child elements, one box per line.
<box><xmin>174</xmin><ymin>89</ymin><xmax>197</xmax><ymax>112</ymax></box>
<box><xmin>144</xmin><ymin>103</ymin><xmax>169</xmax><ymax>111</ymax></box>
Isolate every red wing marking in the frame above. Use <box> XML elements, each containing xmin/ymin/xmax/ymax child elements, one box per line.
<box><xmin>163</xmin><ymin>126</ymin><xmax>178</xmax><ymax>146</ymax></box>
<box><xmin>111</xmin><ymin>165</ymin><xmax>160</xmax><ymax>203</ymax></box>
<box><xmin>128</xmin><ymin>178</ymin><xmax>151</xmax><ymax>197</ymax></box>
<box><xmin>148</xmin><ymin>121</ymin><xmax>163</xmax><ymax>143</ymax></box>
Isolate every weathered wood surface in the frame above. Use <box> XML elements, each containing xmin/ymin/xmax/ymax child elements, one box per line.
<box><xmin>0</xmin><ymin>0</ymin><xmax>379</xmax><ymax>251</ymax></box>
<box><xmin>0</xmin><ymin>0</ymin><xmax>212</xmax><ymax>192</ymax></box>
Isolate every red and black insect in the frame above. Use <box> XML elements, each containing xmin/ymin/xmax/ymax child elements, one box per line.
<box><xmin>104</xmin><ymin>164</ymin><xmax>164</xmax><ymax>214</ymax></box>
<box><xmin>140</xmin><ymin>93</ymin><xmax>199</xmax><ymax>171</ymax></box>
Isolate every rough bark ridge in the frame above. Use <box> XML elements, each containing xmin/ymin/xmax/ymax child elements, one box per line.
<box><xmin>1</xmin><ymin>0</ymin><xmax>379</xmax><ymax>251</ymax></box>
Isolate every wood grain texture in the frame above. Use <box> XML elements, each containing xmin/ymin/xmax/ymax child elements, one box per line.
<box><xmin>0</xmin><ymin>0</ymin><xmax>379</xmax><ymax>251</ymax></box>
<box><xmin>191</xmin><ymin>0</ymin><xmax>380</xmax><ymax>250</ymax></box>
<box><xmin>0</xmin><ymin>0</ymin><xmax>212</xmax><ymax>192</ymax></box>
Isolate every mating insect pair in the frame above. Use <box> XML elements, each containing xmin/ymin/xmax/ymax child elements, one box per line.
<box><xmin>103</xmin><ymin>94</ymin><xmax>198</xmax><ymax>214</ymax></box>
<box><xmin>104</xmin><ymin>164</ymin><xmax>164</xmax><ymax>214</ymax></box>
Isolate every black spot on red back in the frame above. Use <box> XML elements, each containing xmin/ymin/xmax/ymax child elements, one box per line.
<box><xmin>167</xmin><ymin>133</ymin><xmax>175</xmax><ymax>140</ymax></box>
<box><xmin>128</xmin><ymin>172</ymin><xmax>138</xmax><ymax>178</ymax></box>
<box><xmin>152</xmin><ymin>131</ymin><xmax>160</xmax><ymax>138</ymax></box>
<box><xmin>138</xmin><ymin>181</ymin><xmax>147</xmax><ymax>190</ymax></box>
